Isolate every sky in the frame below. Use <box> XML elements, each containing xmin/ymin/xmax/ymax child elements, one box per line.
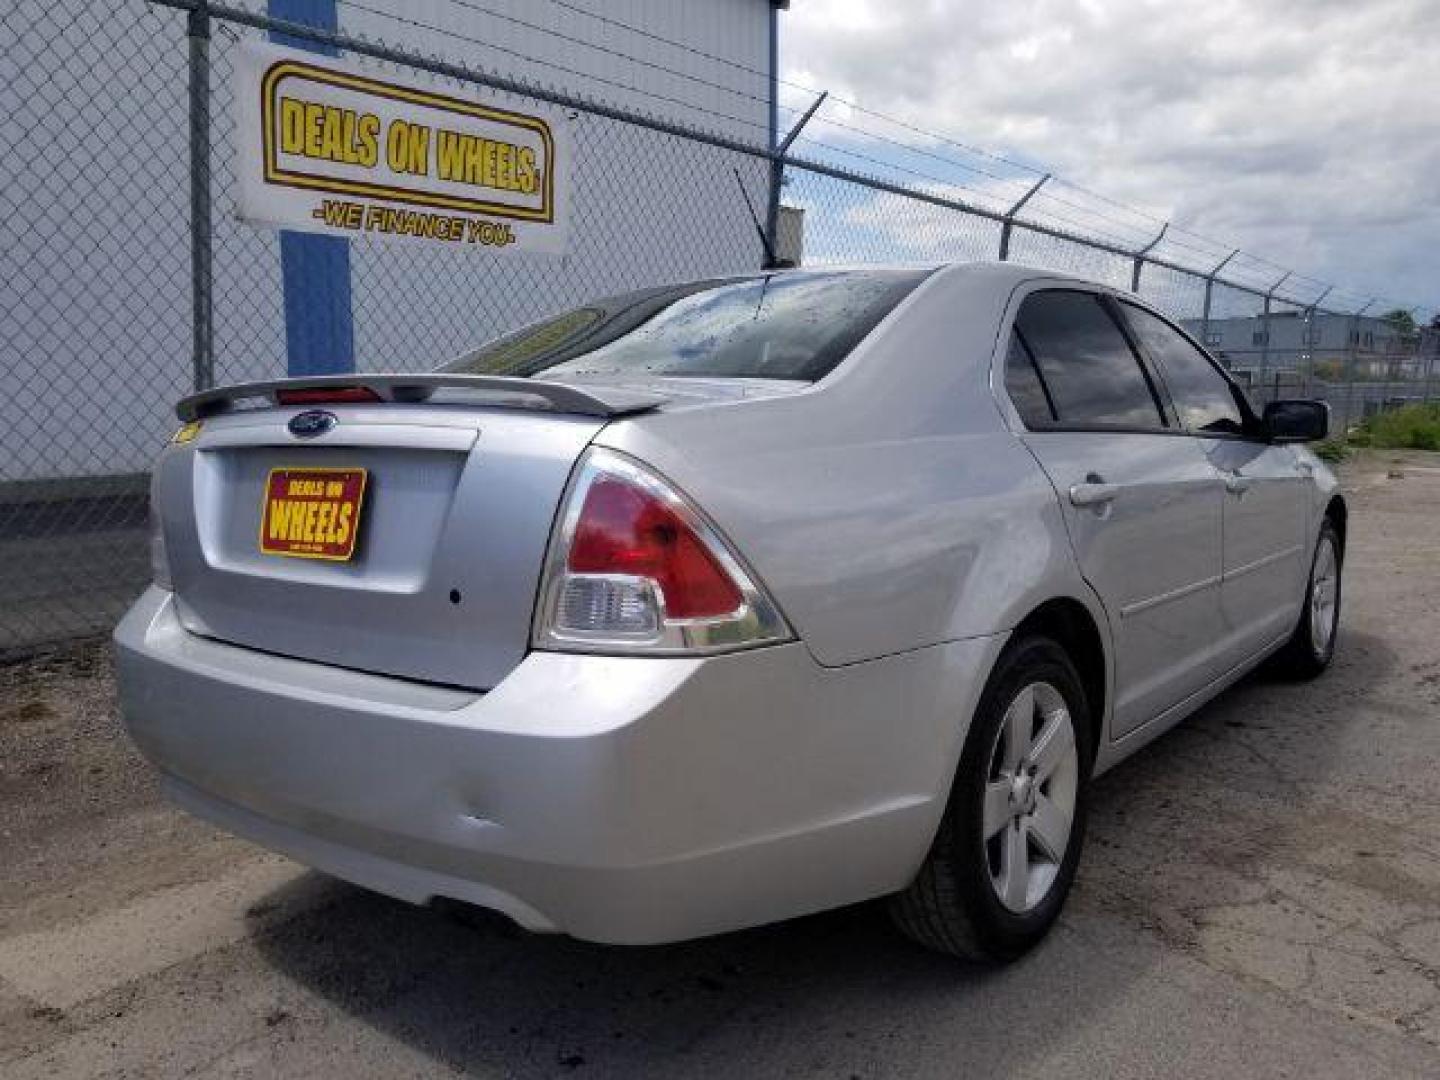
<box><xmin>779</xmin><ymin>0</ymin><xmax>1438</xmax><ymax>314</ymax></box>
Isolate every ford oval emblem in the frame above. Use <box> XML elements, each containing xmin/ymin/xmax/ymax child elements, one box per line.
<box><xmin>288</xmin><ymin>409</ymin><xmax>337</xmax><ymax>438</ymax></box>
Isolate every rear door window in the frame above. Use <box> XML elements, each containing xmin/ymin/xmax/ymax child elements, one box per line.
<box><xmin>1119</xmin><ymin>302</ymin><xmax>1247</xmax><ymax>435</ymax></box>
<box><xmin>1011</xmin><ymin>290</ymin><xmax>1168</xmax><ymax>430</ymax></box>
<box><xmin>1004</xmin><ymin>333</ymin><xmax>1056</xmax><ymax>427</ymax></box>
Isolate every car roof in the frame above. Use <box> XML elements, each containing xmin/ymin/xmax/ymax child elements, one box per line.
<box><xmin>752</xmin><ymin>260</ymin><xmax>1106</xmax><ymax>293</ymax></box>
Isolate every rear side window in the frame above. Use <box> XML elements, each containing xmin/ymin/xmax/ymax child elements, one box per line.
<box><xmin>1120</xmin><ymin>302</ymin><xmax>1246</xmax><ymax>435</ymax></box>
<box><xmin>1004</xmin><ymin>334</ymin><xmax>1056</xmax><ymax>427</ymax></box>
<box><xmin>1011</xmin><ymin>290</ymin><xmax>1167</xmax><ymax>430</ymax></box>
<box><xmin>442</xmin><ymin>268</ymin><xmax>933</xmax><ymax>383</ymax></box>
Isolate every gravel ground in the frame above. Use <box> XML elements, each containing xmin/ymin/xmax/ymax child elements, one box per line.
<box><xmin>3</xmin><ymin>449</ymin><xmax>1439</xmax><ymax>1078</ymax></box>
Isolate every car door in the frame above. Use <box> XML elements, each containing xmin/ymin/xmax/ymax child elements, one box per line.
<box><xmin>1118</xmin><ymin>302</ymin><xmax>1309</xmax><ymax>670</ymax></box>
<box><xmin>1003</xmin><ymin>289</ymin><xmax>1226</xmax><ymax>739</ymax></box>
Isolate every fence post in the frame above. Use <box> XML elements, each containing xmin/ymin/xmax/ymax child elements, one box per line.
<box><xmin>1259</xmin><ymin>270</ymin><xmax>1291</xmax><ymax>402</ymax></box>
<box><xmin>1343</xmin><ymin>299</ymin><xmax>1375</xmax><ymax>432</ymax></box>
<box><xmin>998</xmin><ymin>173</ymin><xmax>1048</xmax><ymax>261</ymax></box>
<box><xmin>1423</xmin><ymin>312</ymin><xmax>1436</xmax><ymax>406</ymax></box>
<box><xmin>187</xmin><ymin>0</ymin><xmax>213</xmax><ymax>392</ymax></box>
<box><xmin>1302</xmin><ymin>285</ymin><xmax>1332</xmax><ymax>397</ymax></box>
<box><xmin>768</xmin><ymin>90</ymin><xmax>826</xmax><ymax>264</ymax></box>
<box><xmin>1200</xmin><ymin>249</ymin><xmax>1239</xmax><ymax>357</ymax></box>
<box><xmin>1129</xmin><ymin>222</ymin><xmax>1168</xmax><ymax>294</ymax></box>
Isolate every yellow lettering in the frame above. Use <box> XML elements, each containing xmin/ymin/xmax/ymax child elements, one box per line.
<box><xmin>303</xmin><ymin>102</ymin><xmax>324</xmax><ymax>158</ymax></box>
<box><xmin>301</xmin><ymin>501</ymin><xmax>319</xmax><ymax>543</ymax></box>
<box><xmin>334</xmin><ymin>502</ymin><xmax>354</xmax><ymax>545</ymax></box>
<box><xmin>280</xmin><ymin>98</ymin><xmax>306</xmax><ymax>154</ymax></box>
<box><xmin>357</xmin><ymin>113</ymin><xmax>380</xmax><ymax>167</ymax></box>
<box><xmin>517</xmin><ymin>147</ymin><xmax>537</xmax><ymax>195</ymax></box>
<box><xmin>268</xmin><ymin>500</ymin><xmax>292</xmax><ymax>540</ymax></box>
<box><xmin>436</xmin><ymin>129</ymin><xmax>464</xmax><ymax>182</ymax></box>
<box><xmin>320</xmin><ymin>106</ymin><xmax>343</xmax><ymax>160</ymax></box>
<box><xmin>386</xmin><ymin>120</ymin><xmax>430</xmax><ymax>175</ymax></box>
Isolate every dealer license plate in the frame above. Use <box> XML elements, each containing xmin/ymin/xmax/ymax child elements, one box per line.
<box><xmin>259</xmin><ymin>467</ymin><xmax>368</xmax><ymax>560</ymax></box>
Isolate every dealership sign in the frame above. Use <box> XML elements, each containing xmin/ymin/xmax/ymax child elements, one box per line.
<box><xmin>235</xmin><ymin>42</ymin><xmax>570</xmax><ymax>253</ymax></box>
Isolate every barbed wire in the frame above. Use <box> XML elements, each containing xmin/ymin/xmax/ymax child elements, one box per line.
<box><xmin>171</xmin><ymin>0</ymin><xmax>1440</xmax><ymax>317</ymax></box>
<box><xmin>353</xmin><ymin>0</ymin><xmax>1432</xmax><ymax>315</ymax></box>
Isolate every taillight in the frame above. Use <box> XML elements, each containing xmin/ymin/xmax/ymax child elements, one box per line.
<box><xmin>534</xmin><ymin>448</ymin><xmax>791</xmax><ymax>654</ymax></box>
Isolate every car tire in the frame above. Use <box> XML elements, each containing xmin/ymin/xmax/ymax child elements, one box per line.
<box><xmin>889</xmin><ymin>635</ymin><xmax>1092</xmax><ymax>962</ymax></box>
<box><xmin>1273</xmin><ymin>519</ymin><xmax>1342</xmax><ymax>680</ymax></box>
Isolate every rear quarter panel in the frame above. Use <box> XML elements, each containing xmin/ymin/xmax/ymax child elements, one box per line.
<box><xmin>595</xmin><ymin>264</ymin><xmax>1109</xmax><ymax>670</ymax></box>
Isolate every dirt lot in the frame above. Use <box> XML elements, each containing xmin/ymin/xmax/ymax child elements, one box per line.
<box><xmin>3</xmin><ymin>450</ymin><xmax>1440</xmax><ymax>1078</ymax></box>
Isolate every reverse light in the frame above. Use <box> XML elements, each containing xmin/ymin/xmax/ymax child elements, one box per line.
<box><xmin>534</xmin><ymin>448</ymin><xmax>792</xmax><ymax>654</ymax></box>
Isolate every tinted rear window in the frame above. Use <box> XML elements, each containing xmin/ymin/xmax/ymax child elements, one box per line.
<box><xmin>442</xmin><ymin>268</ymin><xmax>933</xmax><ymax>383</ymax></box>
<box><xmin>1014</xmin><ymin>290</ymin><xmax>1167</xmax><ymax>430</ymax></box>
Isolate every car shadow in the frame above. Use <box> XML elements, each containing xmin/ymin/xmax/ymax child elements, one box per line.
<box><xmin>251</xmin><ymin>869</ymin><xmax>1179</xmax><ymax>1078</ymax></box>
<box><xmin>246</xmin><ymin>630</ymin><xmax>1397</xmax><ymax>1078</ymax></box>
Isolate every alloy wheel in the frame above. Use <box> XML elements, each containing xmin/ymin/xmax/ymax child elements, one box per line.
<box><xmin>1310</xmin><ymin>535</ymin><xmax>1339</xmax><ymax>657</ymax></box>
<box><xmin>983</xmin><ymin>681</ymin><xmax>1080</xmax><ymax>914</ymax></box>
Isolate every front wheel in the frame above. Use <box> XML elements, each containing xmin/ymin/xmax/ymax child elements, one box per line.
<box><xmin>890</xmin><ymin>636</ymin><xmax>1091</xmax><ymax>961</ymax></box>
<box><xmin>1274</xmin><ymin>520</ymin><xmax>1342</xmax><ymax>679</ymax></box>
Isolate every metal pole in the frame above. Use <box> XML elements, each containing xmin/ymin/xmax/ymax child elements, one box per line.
<box><xmin>1302</xmin><ymin>286</ymin><xmax>1332</xmax><ymax>396</ymax></box>
<box><xmin>998</xmin><ymin>173</ymin><xmax>1049</xmax><ymax>261</ymax></box>
<box><xmin>767</xmin><ymin>90</ymin><xmax>827</xmax><ymax>262</ymax></box>
<box><xmin>1400</xmin><ymin>306</ymin><xmax>1421</xmax><ymax>407</ymax></box>
<box><xmin>1423</xmin><ymin>334</ymin><xmax>1435</xmax><ymax>406</ymax></box>
<box><xmin>1201</xmin><ymin>249</ymin><xmax>1239</xmax><ymax>359</ymax></box>
<box><xmin>187</xmin><ymin>1</ymin><xmax>213</xmax><ymax>392</ymax></box>
<box><xmin>1259</xmin><ymin>270</ymin><xmax>1291</xmax><ymax>402</ymax></box>
<box><xmin>1343</xmin><ymin>299</ymin><xmax>1375</xmax><ymax>432</ymax></box>
<box><xmin>1422</xmin><ymin>311</ymin><xmax>1436</xmax><ymax>406</ymax></box>
<box><xmin>764</xmin><ymin>3</ymin><xmax>780</xmax><ymax>259</ymax></box>
<box><xmin>1130</xmin><ymin>222</ymin><xmax>1168</xmax><ymax>294</ymax></box>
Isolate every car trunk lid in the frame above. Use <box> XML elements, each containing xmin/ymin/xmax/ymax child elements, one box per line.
<box><xmin>158</xmin><ymin>401</ymin><xmax>609</xmax><ymax>691</ymax></box>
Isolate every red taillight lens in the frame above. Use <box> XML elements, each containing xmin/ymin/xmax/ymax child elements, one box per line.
<box><xmin>534</xmin><ymin>448</ymin><xmax>791</xmax><ymax>654</ymax></box>
<box><xmin>276</xmin><ymin>386</ymin><xmax>382</xmax><ymax>406</ymax></box>
<box><xmin>569</xmin><ymin>476</ymin><xmax>742</xmax><ymax>618</ymax></box>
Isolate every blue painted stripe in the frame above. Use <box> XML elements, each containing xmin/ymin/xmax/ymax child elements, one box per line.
<box><xmin>269</xmin><ymin>0</ymin><xmax>355</xmax><ymax>377</ymax></box>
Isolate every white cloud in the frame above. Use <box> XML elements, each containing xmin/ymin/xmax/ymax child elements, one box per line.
<box><xmin>780</xmin><ymin>0</ymin><xmax>1439</xmax><ymax>311</ymax></box>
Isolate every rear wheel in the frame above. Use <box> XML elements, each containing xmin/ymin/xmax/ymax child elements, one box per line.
<box><xmin>890</xmin><ymin>636</ymin><xmax>1091</xmax><ymax>961</ymax></box>
<box><xmin>1274</xmin><ymin>520</ymin><xmax>1342</xmax><ymax>679</ymax></box>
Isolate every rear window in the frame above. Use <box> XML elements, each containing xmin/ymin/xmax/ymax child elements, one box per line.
<box><xmin>441</xmin><ymin>268</ymin><xmax>933</xmax><ymax>383</ymax></box>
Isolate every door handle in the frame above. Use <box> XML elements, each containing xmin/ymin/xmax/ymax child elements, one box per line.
<box><xmin>1223</xmin><ymin>472</ymin><xmax>1253</xmax><ymax>496</ymax></box>
<box><xmin>1069</xmin><ymin>481</ymin><xmax>1119</xmax><ymax>508</ymax></box>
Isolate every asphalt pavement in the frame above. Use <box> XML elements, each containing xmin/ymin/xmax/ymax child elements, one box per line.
<box><xmin>3</xmin><ymin>450</ymin><xmax>1440</xmax><ymax>1078</ymax></box>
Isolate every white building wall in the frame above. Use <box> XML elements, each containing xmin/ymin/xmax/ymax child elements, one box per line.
<box><xmin>2</xmin><ymin>0</ymin><xmax>777</xmax><ymax>480</ymax></box>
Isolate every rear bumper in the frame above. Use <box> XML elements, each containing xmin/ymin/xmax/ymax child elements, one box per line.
<box><xmin>115</xmin><ymin>588</ymin><xmax>1000</xmax><ymax>944</ymax></box>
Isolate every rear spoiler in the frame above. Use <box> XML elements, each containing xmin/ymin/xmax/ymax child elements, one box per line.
<box><xmin>175</xmin><ymin>374</ymin><xmax>665</xmax><ymax>422</ymax></box>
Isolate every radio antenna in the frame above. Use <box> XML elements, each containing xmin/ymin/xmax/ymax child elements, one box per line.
<box><xmin>733</xmin><ymin>168</ymin><xmax>792</xmax><ymax>270</ymax></box>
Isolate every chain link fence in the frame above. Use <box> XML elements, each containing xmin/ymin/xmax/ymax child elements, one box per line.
<box><xmin>3</xmin><ymin>0</ymin><xmax>1437</xmax><ymax>655</ymax></box>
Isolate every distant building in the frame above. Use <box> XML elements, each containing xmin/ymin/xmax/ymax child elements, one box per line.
<box><xmin>1180</xmin><ymin>311</ymin><xmax>1425</xmax><ymax>381</ymax></box>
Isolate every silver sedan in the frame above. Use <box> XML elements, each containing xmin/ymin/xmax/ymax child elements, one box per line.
<box><xmin>115</xmin><ymin>262</ymin><xmax>1344</xmax><ymax>960</ymax></box>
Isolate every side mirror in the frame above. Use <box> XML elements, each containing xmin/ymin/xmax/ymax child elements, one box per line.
<box><xmin>1263</xmin><ymin>399</ymin><xmax>1329</xmax><ymax>443</ymax></box>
